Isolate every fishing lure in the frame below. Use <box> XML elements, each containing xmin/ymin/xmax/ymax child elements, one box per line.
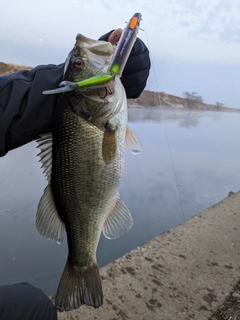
<box><xmin>43</xmin><ymin>12</ymin><xmax>142</xmax><ymax>94</ymax></box>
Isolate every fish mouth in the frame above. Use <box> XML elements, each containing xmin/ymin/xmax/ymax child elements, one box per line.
<box><xmin>75</xmin><ymin>34</ymin><xmax>114</xmax><ymax>70</ymax></box>
<box><xmin>75</xmin><ymin>34</ymin><xmax>114</xmax><ymax>55</ymax></box>
<box><xmin>63</xmin><ymin>34</ymin><xmax>114</xmax><ymax>79</ymax></box>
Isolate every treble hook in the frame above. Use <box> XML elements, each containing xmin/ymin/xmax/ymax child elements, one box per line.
<box><xmin>98</xmin><ymin>87</ymin><xmax>108</xmax><ymax>99</ymax></box>
<box><xmin>98</xmin><ymin>87</ymin><xmax>113</xmax><ymax>99</ymax></box>
<box><xmin>106</xmin><ymin>87</ymin><xmax>113</xmax><ymax>95</ymax></box>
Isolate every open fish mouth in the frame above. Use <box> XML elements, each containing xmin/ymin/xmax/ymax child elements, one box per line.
<box><xmin>63</xmin><ymin>34</ymin><xmax>114</xmax><ymax>77</ymax></box>
<box><xmin>75</xmin><ymin>34</ymin><xmax>114</xmax><ymax>68</ymax></box>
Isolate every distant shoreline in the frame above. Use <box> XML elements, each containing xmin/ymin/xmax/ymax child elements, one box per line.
<box><xmin>1</xmin><ymin>62</ymin><xmax>239</xmax><ymax>113</ymax></box>
<box><xmin>128</xmin><ymin>90</ymin><xmax>240</xmax><ymax>113</ymax></box>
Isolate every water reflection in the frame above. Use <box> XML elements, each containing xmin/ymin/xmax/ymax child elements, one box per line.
<box><xmin>128</xmin><ymin>106</ymin><xmax>215</xmax><ymax>128</ymax></box>
<box><xmin>0</xmin><ymin>108</ymin><xmax>239</xmax><ymax>295</ymax></box>
<box><xmin>178</xmin><ymin>113</ymin><xmax>200</xmax><ymax>128</ymax></box>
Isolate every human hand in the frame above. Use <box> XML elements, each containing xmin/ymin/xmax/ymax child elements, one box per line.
<box><xmin>108</xmin><ymin>28</ymin><xmax>122</xmax><ymax>45</ymax></box>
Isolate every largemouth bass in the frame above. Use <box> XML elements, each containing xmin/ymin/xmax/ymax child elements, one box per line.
<box><xmin>36</xmin><ymin>34</ymin><xmax>141</xmax><ymax>311</ymax></box>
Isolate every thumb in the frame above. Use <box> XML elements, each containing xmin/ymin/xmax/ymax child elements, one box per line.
<box><xmin>108</xmin><ymin>28</ymin><xmax>122</xmax><ymax>44</ymax></box>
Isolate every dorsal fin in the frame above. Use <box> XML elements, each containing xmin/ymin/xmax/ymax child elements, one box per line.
<box><xmin>36</xmin><ymin>133</ymin><xmax>53</xmax><ymax>181</ymax></box>
<box><xmin>36</xmin><ymin>133</ymin><xmax>65</xmax><ymax>243</ymax></box>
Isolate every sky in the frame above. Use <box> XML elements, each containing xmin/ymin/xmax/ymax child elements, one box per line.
<box><xmin>1</xmin><ymin>0</ymin><xmax>240</xmax><ymax>108</ymax></box>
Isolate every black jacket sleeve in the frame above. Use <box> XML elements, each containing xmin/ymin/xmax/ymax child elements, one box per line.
<box><xmin>0</xmin><ymin>282</ymin><xmax>57</xmax><ymax>320</ymax></box>
<box><xmin>0</xmin><ymin>64</ymin><xmax>63</xmax><ymax>156</ymax></box>
<box><xmin>0</xmin><ymin>36</ymin><xmax>150</xmax><ymax>157</ymax></box>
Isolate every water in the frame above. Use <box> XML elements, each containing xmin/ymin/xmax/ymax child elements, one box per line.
<box><xmin>0</xmin><ymin>108</ymin><xmax>239</xmax><ymax>295</ymax></box>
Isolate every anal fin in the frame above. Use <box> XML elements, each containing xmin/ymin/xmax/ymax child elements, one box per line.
<box><xmin>103</xmin><ymin>195</ymin><xmax>133</xmax><ymax>239</ymax></box>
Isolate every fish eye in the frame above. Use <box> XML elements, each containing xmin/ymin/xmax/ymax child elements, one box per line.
<box><xmin>73</xmin><ymin>58</ymin><xmax>84</xmax><ymax>69</ymax></box>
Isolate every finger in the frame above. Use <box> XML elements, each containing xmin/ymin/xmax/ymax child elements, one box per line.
<box><xmin>108</xmin><ymin>28</ymin><xmax>123</xmax><ymax>44</ymax></box>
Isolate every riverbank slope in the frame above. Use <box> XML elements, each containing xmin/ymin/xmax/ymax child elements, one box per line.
<box><xmin>128</xmin><ymin>90</ymin><xmax>240</xmax><ymax>112</ymax></box>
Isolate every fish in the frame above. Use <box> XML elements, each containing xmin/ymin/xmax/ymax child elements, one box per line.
<box><xmin>36</xmin><ymin>34</ymin><xmax>142</xmax><ymax>312</ymax></box>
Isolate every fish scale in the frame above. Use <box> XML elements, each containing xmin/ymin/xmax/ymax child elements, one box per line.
<box><xmin>52</xmin><ymin>101</ymin><xmax>124</xmax><ymax>265</ymax></box>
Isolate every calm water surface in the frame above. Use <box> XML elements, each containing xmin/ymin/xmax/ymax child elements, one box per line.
<box><xmin>0</xmin><ymin>108</ymin><xmax>239</xmax><ymax>295</ymax></box>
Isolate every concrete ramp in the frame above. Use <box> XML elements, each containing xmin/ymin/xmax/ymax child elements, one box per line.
<box><xmin>58</xmin><ymin>191</ymin><xmax>240</xmax><ymax>320</ymax></box>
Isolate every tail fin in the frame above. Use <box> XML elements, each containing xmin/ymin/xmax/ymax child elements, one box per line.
<box><xmin>55</xmin><ymin>259</ymin><xmax>103</xmax><ymax>311</ymax></box>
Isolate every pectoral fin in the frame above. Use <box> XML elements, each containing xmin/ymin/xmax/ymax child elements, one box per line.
<box><xmin>36</xmin><ymin>184</ymin><xmax>65</xmax><ymax>244</ymax></box>
<box><xmin>103</xmin><ymin>195</ymin><xmax>133</xmax><ymax>239</ymax></box>
<box><xmin>125</xmin><ymin>126</ymin><xmax>142</xmax><ymax>154</ymax></box>
<box><xmin>102</xmin><ymin>127</ymin><xmax>117</xmax><ymax>165</ymax></box>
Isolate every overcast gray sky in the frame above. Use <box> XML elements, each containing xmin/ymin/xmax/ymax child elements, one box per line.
<box><xmin>1</xmin><ymin>0</ymin><xmax>240</xmax><ymax>108</ymax></box>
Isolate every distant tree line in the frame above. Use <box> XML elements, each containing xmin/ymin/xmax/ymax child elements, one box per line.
<box><xmin>215</xmin><ymin>102</ymin><xmax>225</xmax><ymax>110</ymax></box>
<box><xmin>182</xmin><ymin>92</ymin><xmax>203</xmax><ymax>108</ymax></box>
<box><xmin>183</xmin><ymin>92</ymin><xmax>225</xmax><ymax>109</ymax></box>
